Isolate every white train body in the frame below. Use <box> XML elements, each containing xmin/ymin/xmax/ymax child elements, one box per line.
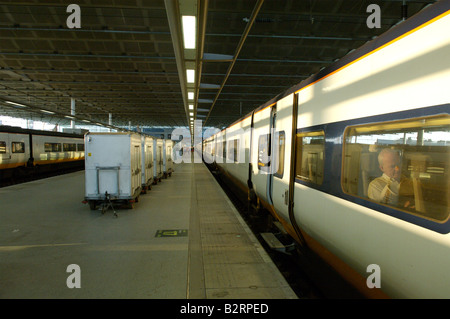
<box><xmin>0</xmin><ymin>126</ymin><xmax>84</xmax><ymax>185</ymax></box>
<box><xmin>203</xmin><ymin>3</ymin><xmax>450</xmax><ymax>298</ymax></box>
<box><xmin>84</xmin><ymin>132</ymin><xmax>142</xmax><ymax>202</ymax></box>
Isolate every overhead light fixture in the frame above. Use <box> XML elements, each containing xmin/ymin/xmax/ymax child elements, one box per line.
<box><xmin>186</xmin><ymin>69</ymin><xmax>195</xmax><ymax>83</ymax></box>
<box><xmin>65</xmin><ymin>115</ymin><xmax>75</xmax><ymax>119</ymax></box>
<box><xmin>40</xmin><ymin>109</ymin><xmax>55</xmax><ymax>114</ymax></box>
<box><xmin>189</xmin><ymin>104</ymin><xmax>193</xmax><ymax>110</ymax></box>
<box><xmin>188</xmin><ymin>92</ymin><xmax>194</xmax><ymax>100</ymax></box>
<box><xmin>189</xmin><ymin>112</ymin><xmax>194</xmax><ymax>116</ymax></box>
<box><xmin>5</xmin><ymin>101</ymin><xmax>27</xmax><ymax>108</ymax></box>
<box><xmin>182</xmin><ymin>15</ymin><xmax>196</xmax><ymax>49</ymax></box>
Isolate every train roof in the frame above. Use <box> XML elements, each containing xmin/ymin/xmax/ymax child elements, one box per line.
<box><xmin>0</xmin><ymin>125</ymin><xmax>84</xmax><ymax>139</ymax></box>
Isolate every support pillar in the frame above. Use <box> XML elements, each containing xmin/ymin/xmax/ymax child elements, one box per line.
<box><xmin>70</xmin><ymin>98</ymin><xmax>76</xmax><ymax>129</ymax></box>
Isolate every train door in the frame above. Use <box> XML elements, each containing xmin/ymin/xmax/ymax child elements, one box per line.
<box><xmin>270</xmin><ymin>95</ymin><xmax>294</xmax><ymax>223</ymax></box>
<box><xmin>266</xmin><ymin>105</ymin><xmax>277</xmax><ymax>205</ymax></box>
<box><xmin>250</xmin><ymin>106</ymin><xmax>272</xmax><ymax>203</ymax></box>
<box><xmin>0</xmin><ymin>134</ymin><xmax>10</xmax><ymax>162</ymax></box>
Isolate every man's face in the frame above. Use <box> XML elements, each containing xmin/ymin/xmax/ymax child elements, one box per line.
<box><xmin>381</xmin><ymin>152</ymin><xmax>401</xmax><ymax>181</ymax></box>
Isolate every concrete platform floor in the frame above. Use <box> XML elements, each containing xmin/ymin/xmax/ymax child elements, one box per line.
<box><xmin>0</xmin><ymin>162</ymin><xmax>297</xmax><ymax>299</ymax></box>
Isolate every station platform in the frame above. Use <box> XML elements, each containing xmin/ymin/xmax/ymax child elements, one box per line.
<box><xmin>0</xmin><ymin>162</ymin><xmax>297</xmax><ymax>299</ymax></box>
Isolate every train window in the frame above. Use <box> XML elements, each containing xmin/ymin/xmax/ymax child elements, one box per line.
<box><xmin>295</xmin><ymin>131</ymin><xmax>324</xmax><ymax>185</ymax></box>
<box><xmin>258</xmin><ymin>134</ymin><xmax>271</xmax><ymax>172</ymax></box>
<box><xmin>63</xmin><ymin>143</ymin><xmax>76</xmax><ymax>152</ymax></box>
<box><xmin>11</xmin><ymin>142</ymin><xmax>25</xmax><ymax>153</ymax></box>
<box><xmin>44</xmin><ymin>143</ymin><xmax>62</xmax><ymax>152</ymax></box>
<box><xmin>77</xmin><ymin>144</ymin><xmax>84</xmax><ymax>151</ymax></box>
<box><xmin>0</xmin><ymin>141</ymin><xmax>5</xmax><ymax>153</ymax></box>
<box><xmin>275</xmin><ymin>131</ymin><xmax>286</xmax><ymax>177</ymax></box>
<box><xmin>342</xmin><ymin>115</ymin><xmax>450</xmax><ymax>222</ymax></box>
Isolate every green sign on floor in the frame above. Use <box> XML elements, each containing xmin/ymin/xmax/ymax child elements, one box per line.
<box><xmin>155</xmin><ymin>229</ymin><xmax>188</xmax><ymax>237</ymax></box>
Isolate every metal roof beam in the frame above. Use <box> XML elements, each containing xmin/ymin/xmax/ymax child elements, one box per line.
<box><xmin>204</xmin><ymin>0</ymin><xmax>264</xmax><ymax>125</ymax></box>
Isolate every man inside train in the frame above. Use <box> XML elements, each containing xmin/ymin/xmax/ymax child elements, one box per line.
<box><xmin>368</xmin><ymin>148</ymin><xmax>414</xmax><ymax>209</ymax></box>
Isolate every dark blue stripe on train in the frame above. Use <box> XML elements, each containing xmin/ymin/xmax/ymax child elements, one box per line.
<box><xmin>295</xmin><ymin>103</ymin><xmax>450</xmax><ymax>234</ymax></box>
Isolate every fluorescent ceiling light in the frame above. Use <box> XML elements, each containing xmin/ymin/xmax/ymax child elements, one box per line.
<box><xmin>186</xmin><ymin>69</ymin><xmax>195</xmax><ymax>83</ymax></box>
<box><xmin>182</xmin><ymin>15</ymin><xmax>196</xmax><ymax>49</ymax></box>
<box><xmin>65</xmin><ymin>115</ymin><xmax>75</xmax><ymax>119</ymax></box>
<box><xmin>40</xmin><ymin>109</ymin><xmax>55</xmax><ymax>114</ymax></box>
<box><xmin>188</xmin><ymin>92</ymin><xmax>194</xmax><ymax>100</ymax></box>
<box><xmin>189</xmin><ymin>112</ymin><xmax>194</xmax><ymax>116</ymax></box>
<box><xmin>5</xmin><ymin>101</ymin><xmax>26</xmax><ymax>108</ymax></box>
<box><xmin>189</xmin><ymin>104</ymin><xmax>193</xmax><ymax>110</ymax></box>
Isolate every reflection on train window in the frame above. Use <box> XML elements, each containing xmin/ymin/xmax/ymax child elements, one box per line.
<box><xmin>258</xmin><ymin>134</ymin><xmax>270</xmax><ymax>172</ymax></box>
<box><xmin>77</xmin><ymin>144</ymin><xmax>84</xmax><ymax>151</ymax></box>
<box><xmin>295</xmin><ymin>131</ymin><xmax>324</xmax><ymax>185</ymax></box>
<box><xmin>44</xmin><ymin>143</ymin><xmax>62</xmax><ymax>152</ymax></box>
<box><xmin>275</xmin><ymin>131</ymin><xmax>285</xmax><ymax>177</ymax></box>
<box><xmin>342</xmin><ymin>115</ymin><xmax>450</xmax><ymax>222</ymax></box>
<box><xmin>63</xmin><ymin>143</ymin><xmax>76</xmax><ymax>152</ymax></box>
<box><xmin>12</xmin><ymin>142</ymin><xmax>25</xmax><ymax>153</ymax></box>
<box><xmin>0</xmin><ymin>141</ymin><xmax>6</xmax><ymax>153</ymax></box>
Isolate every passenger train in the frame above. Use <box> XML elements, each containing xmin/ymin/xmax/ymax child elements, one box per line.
<box><xmin>202</xmin><ymin>2</ymin><xmax>449</xmax><ymax>298</ymax></box>
<box><xmin>0</xmin><ymin>125</ymin><xmax>85</xmax><ymax>186</ymax></box>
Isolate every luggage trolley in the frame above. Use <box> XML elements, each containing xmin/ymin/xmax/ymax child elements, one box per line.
<box><xmin>83</xmin><ymin>132</ymin><xmax>142</xmax><ymax>216</ymax></box>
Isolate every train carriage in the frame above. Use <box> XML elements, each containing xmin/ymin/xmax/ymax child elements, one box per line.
<box><xmin>202</xmin><ymin>2</ymin><xmax>450</xmax><ymax>298</ymax></box>
<box><xmin>0</xmin><ymin>125</ymin><xmax>84</xmax><ymax>186</ymax></box>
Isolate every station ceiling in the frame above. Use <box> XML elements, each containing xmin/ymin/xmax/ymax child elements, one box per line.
<box><xmin>0</xmin><ymin>0</ymin><xmax>438</xmax><ymax>131</ymax></box>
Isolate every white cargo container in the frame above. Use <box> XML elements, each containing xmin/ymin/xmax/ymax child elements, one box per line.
<box><xmin>84</xmin><ymin>132</ymin><xmax>142</xmax><ymax>211</ymax></box>
<box><xmin>153</xmin><ymin>138</ymin><xmax>163</xmax><ymax>182</ymax></box>
<box><xmin>163</xmin><ymin>139</ymin><xmax>174</xmax><ymax>178</ymax></box>
<box><xmin>141</xmin><ymin>135</ymin><xmax>154</xmax><ymax>193</ymax></box>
